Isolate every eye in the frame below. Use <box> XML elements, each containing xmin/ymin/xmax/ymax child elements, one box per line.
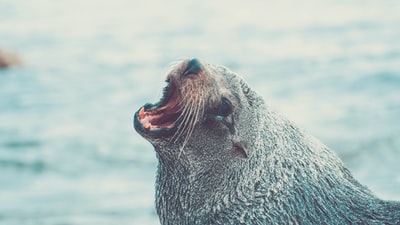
<box><xmin>205</xmin><ymin>97</ymin><xmax>235</xmax><ymax>134</ymax></box>
<box><xmin>215</xmin><ymin>98</ymin><xmax>233</xmax><ymax>118</ymax></box>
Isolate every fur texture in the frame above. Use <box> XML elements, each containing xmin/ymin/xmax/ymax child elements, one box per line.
<box><xmin>135</xmin><ymin>59</ymin><xmax>400</xmax><ymax>225</ymax></box>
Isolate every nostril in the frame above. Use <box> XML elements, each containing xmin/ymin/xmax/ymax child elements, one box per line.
<box><xmin>183</xmin><ymin>58</ymin><xmax>202</xmax><ymax>76</ymax></box>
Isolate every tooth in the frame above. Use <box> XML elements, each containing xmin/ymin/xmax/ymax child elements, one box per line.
<box><xmin>139</xmin><ymin>107</ymin><xmax>145</xmax><ymax>119</ymax></box>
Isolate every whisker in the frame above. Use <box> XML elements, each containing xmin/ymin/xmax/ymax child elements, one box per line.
<box><xmin>173</xmin><ymin>100</ymin><xmax>194</xmax><ymax>143</ymax></box>
<box><xmin>178</xmin><ymin>102</ymin><xmax>198</xmax><ymax>158</ymax></box>
<box><xmin>179</xmin><ymin>95</ymin><xmax>205</xmax><ymax>158</ymax></box>
<box><xmin>171</xmin><ymin>82</ymin><xmax>207</xmax><ymax>158</ymax></box>
<box><xmin>171</xmin><ymin>95</ymin><xmax>193</xmax><ymax>141</ymax></box>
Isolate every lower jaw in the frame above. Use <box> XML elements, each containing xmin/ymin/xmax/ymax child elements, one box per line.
<box><xmin>133</xmin><ymin>107</ymin><xmax>177</xmax><ymax>139</ymax></box>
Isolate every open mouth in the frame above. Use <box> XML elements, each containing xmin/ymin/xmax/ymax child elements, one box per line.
<box><xmin>134</xmin><ymin>80</ymin><xmax>181</xmax><ymax>138</ymax></box>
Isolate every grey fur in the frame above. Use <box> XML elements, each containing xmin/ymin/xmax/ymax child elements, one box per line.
<box><xmin>135</xmin><ymin>59</ymin><xmax>400</xmax><ymax>225</ymax></box>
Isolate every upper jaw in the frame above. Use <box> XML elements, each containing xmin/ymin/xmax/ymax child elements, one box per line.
<box><xmin>134</xmin><ymin>79</ymin><xmax>181</xmax><ymax>139</ymax></box>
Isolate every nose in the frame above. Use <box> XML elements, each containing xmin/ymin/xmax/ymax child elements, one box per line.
<box><xmin>183</xmin><ymin>58</ymin><xmax>202</xmax><ymax>77</ymax></box>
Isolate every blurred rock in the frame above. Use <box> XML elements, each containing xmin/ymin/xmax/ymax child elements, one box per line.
<box><xmin>0</xmin><ymin>48</ymin><xmax>21</xmax><ymax>68</ymax></box>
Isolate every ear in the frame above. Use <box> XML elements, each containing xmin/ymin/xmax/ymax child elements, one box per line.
<box><xmin>232</xmin><ymin>140</ymin><xmax>248</xmax><ymax>158</ymax></box>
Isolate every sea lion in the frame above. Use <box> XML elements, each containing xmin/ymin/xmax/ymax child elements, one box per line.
<box><xmin>133</xmin><ymin>58</ymin><xmax>400</xmax><ymax>225</ymax></box>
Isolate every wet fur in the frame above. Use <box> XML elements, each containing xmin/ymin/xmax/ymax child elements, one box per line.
<box><xmin>141</xmin><ymin>62</ymin><xmax>400</xmax><ymax>225</ymax></box>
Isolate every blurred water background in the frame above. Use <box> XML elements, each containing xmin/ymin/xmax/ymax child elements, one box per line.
<box><xmin>0</xmin><ymin>0</ymin><xmax>399</xmax><ymax>224</ymax></box>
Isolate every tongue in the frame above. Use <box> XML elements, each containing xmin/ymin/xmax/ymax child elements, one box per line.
<box><xmin>139</xmin><ymin>86</ymin><xmax>181</xmax><ymax>130</ymax></box>
<box><xmin>149</xmin><ymin>99</ymin><xmax>180</xmax><ymax>128</ymax></box>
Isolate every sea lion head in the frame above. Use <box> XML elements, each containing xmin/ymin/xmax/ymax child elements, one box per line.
<box><xmin>134</xmin><ymin>58</ymin><xmax>265</xmax><ymax>166</ymax></box>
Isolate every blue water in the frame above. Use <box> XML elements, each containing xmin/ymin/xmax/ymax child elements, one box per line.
<box><xmin>1</xmin><ymin>0</ymin><xmax>399</xmax><ymax>224</ymax></box>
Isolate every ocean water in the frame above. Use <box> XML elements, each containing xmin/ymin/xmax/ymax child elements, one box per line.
<box><xmin>1</xmin><ymin>0</ymin><xmax>399</xmax><ymax>224</ymax></box>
